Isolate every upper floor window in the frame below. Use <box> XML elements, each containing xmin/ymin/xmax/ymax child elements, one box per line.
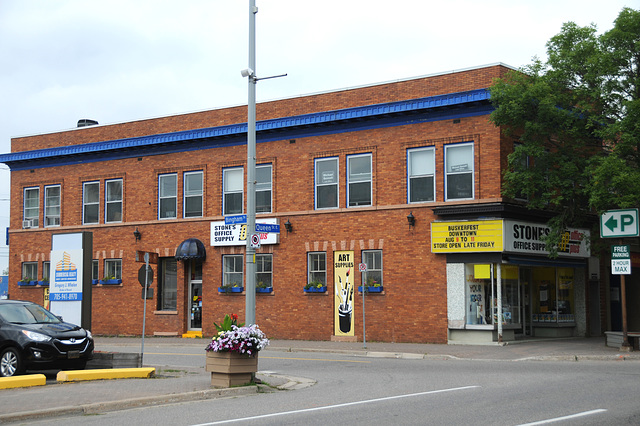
<box><xmin>159</xmin><ymin>174</ymin><xmax>178</xmax><ymax>219</ymax></box>
<box><xmin>223</xmin><ymin>167</ymin><xmax>243</xmax><ymax>215</ymax></box>
<box><xmin>83</xmin><ymin>182</ymin><xmax>100</xmax><ymax>225</ymax></box>
<box><xmin>23</xmin><ymin>187</ymin><xmax>39</xmax><ymax>228</ymax></box>
<box><xmin>315</xmin><ymin>158</ymin><xmax>338</xmax><ymax>209</ymax></box>
<box><xmin>44</xmin><ymin>185</ymin><xmax>61</xmax><ymax>227</ymax></box>
<box><xmin>445</xmin><ymin>143</ymin><xmax>474</xmax><ymax>201</ymax></box>
<box><xmin>255</xmin><ymin>165</ymin><xmax>272</xmax><ymax>214</ymax></box>
<box><xmin>408</xmin><ymin>147</ymin><xmax>435</xmax><ymax>203</ymax></box>
<box><xmin>105</xmin><ymin>179</ymin><xmax>123</xmax><ymax>223</ymax></box>
<box><xmin>347</xmin><ymin>153</ymin><xmax>372</xmax><ymax>207</ymax></box>
<box><xmin>184</xmin><ymin>171</ymin><xmax>203</xmax><ymax>218</ymax></box>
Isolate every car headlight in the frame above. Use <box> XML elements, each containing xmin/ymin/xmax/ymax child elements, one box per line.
<box><xmin>86</xmin><ymin>330</ymin><xmax>93</xmax><ymax>339</ymax></box>
<box><xmin>22</xmin><ymin>330</ymin><xmax>52</xmax><ymax>342</ymax></box>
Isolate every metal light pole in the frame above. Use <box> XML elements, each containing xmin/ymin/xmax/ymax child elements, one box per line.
<box><xmin>244</xmin><ymin>0</ymin><xmax>258</xmax><ymax>326</ymax></box>
<box><xmin>241</xmin><ymin>1</ymin><xmax>286</xmax><ymax>326</ymax></box>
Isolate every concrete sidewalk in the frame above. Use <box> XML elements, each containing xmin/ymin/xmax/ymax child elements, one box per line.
<box><xmin>0</xmin><ymin>336</ymin><xmax>637</xmax><ymax>423</ymax></box>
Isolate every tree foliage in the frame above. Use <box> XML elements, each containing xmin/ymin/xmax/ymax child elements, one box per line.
<box><xmin>490</xmin><ymin>7</ymin><xmax>640</xmax><ymax>254</ymax></box>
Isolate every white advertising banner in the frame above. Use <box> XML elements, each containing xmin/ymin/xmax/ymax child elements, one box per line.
<box><xmin>503</xmin><ymin>220</ymin><xmax>590</xmax><ymax>258</ymax></box>
<box><xmin>50</xmin><ymin>249</ymin><xmax>84</xmax><ymax>301</ymax></box>
<box><xmin>210</xmin><ymin>218</ymin><xmax>279</xmax><ymax>246</ymax></box>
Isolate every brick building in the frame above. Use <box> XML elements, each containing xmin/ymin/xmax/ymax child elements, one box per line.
<box><xmin>1</xmin><ymin>64</ymin><xmax>600</xmax><ymax>344</ymax></box>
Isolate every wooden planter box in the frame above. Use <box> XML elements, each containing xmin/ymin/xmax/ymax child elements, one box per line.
<box><xmin>205</xmin><ymin>351</ymin><xmax>258</xmax><ymax>388</ymax></box>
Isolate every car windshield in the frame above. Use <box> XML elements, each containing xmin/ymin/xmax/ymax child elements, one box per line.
<box><xmin>0</xmin><ymin>304</ymin><xmax>62</xmax><ymax>324</ymax></box>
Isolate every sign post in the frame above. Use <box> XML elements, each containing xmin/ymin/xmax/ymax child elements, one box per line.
<box><xmin>601</xmin><ymin>209</ymin><xmax>638</xmax><ymax>351</ymax></box>
<box><xmin>359</xmin><ymin>262</ymin><xmax>367</xmax><ymax>349</ymax></box>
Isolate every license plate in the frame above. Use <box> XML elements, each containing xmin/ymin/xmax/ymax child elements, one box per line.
<box><xmin>67</xmin><ymin>350</ymin><xmax>80</xmax><ymax>359</ymax></box>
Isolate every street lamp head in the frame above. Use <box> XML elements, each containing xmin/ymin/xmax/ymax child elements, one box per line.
<box><xmin>241</xmin><ymin>68</ymin><xmax>254</xmax><ymax>78</ymax></box>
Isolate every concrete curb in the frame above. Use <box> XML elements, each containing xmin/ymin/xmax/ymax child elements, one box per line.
<box><xmin>0</xmin><ymin>374</ymin><xmax>46</xmax><ymax>390</ymax></box>
<box><xmin>57</xmin><ymin>367</ymin><xmax>156</xmax><ymax>382</ymax></box>
<box><xmin>0</xmin><ymin>384</ymin><xmax>258</xmax><ymax>424</ymax></box>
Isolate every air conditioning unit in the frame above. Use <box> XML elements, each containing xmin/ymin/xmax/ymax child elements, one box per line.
<box><xmin>22</xmin><ymin>219</ymin><xmax>33</xmax><ymax>229</ymax></box>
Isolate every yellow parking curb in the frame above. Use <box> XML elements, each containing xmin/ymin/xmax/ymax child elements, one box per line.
<box><xmin>57</xmin><ymin>367</ymin><xmax>156</xmax><ymax>382</ymax></box>
<box><xmin>0</xmin><ymin>374</ymin><xmax>46</xmax><ymax>389</ymax></box>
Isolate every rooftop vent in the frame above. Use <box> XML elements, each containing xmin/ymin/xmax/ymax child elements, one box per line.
<box><xmin>77</xmin><ymin>119</ymin><xmax>99</xmax><ymax>127</ymax></box>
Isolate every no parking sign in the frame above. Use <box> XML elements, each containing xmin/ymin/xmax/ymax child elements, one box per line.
<box><xmin>359</xmin><ymin>263</ymin><xmax>367</xmax><ymax>272</ymax></box>
<box><xmin>250</xmin><ymin>233</ymin><xmax>261</xmax><ymax>248</ymax></box>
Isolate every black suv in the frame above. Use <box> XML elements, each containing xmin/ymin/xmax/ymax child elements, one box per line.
<box><xmin>0</xmin><ymin>300</ymin><xmax>94</xmax><ymax>377</ymax></box>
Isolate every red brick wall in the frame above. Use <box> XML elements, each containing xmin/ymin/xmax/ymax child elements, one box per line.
<box><xmin>8</xmin><ymin>65</ymin><xmax>510</xmax><ymax>343</ymax></box>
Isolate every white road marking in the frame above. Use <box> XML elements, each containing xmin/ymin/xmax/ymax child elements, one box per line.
<box><xmin>191</xmin><ymin>385</ymin><xmax>480</xmax><ymax>425</ymax></box>
<box><xmin>517</xmin><ymin>409</ymin><xmax>608</xmax><ymax>425</ymax></box>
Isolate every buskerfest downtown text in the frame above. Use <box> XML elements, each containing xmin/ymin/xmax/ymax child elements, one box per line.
<box><xmin>431</xmin><ymin>219</ymin><xmax>590</xmax><ymax>257</ymax></box>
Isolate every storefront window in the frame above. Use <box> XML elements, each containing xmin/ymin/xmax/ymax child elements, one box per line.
<box><xmin>465</xmin><ymin>264</ymin><xmax>520</xmax><ymax>326</ymax></box>
<box><xmin>531</xmin><ymin>267</ymin><xmax>575</xmax><ymax>323</ymax></box>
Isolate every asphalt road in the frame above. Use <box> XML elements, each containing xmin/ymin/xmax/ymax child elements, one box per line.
<box><xmin>22</xmin><ymin>344</ymin><xmax>640</xmax><ymax>426</ymax></box>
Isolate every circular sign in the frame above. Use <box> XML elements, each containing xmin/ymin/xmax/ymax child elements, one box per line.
<box><xmin>138</xmin><ymin>265</ymin><xmax>154</xmax><ymax>287</ymax></box>
<box><xmin>250</xmin><ymin>233</ymin><xmax>261</xmax><ymax>248</ymax></box>
<box><xmin>359</xmin><ymin>263</ymin><xmax>367</xmax><ymax>272</ymax></box>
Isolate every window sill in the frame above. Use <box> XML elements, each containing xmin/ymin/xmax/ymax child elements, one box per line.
<box><xmin>154</xmin><ymin>310</ymin><xmax>178</xmax><ymax>315</ymax></box>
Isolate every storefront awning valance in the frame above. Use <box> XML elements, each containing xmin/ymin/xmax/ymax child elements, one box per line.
<box><xmin>175</xmin><ymin>238</ymin><xmax>206</xmax><ymax>261</ymax></box>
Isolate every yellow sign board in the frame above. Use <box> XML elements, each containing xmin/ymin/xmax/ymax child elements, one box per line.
<box><xmin>431</xmin><ymin>220</ymin><xmax>503</xmax><ymax>253</ymax></box>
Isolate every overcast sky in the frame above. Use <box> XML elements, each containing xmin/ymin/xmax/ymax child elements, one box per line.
<box><xmin>0</xmin><ymin>0</ymin><xmax>633</xmax><ymax>273</ymax></box>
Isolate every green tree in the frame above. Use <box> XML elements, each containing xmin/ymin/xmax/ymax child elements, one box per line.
<box><xmin>490</xmin><ymin>7</ymin><xmax>640</xmax><ymax>255</ymax></box>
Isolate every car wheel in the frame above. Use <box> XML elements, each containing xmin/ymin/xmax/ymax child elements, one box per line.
<box><xmin>0</xmin><ymin>347</ymin><xmax>24</xmax><ymax>377</ymax></box>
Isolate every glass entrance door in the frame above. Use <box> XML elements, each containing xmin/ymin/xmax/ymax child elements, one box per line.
<box><xmin>189</xmin><ymin>261</ymin><xmax>202</xmax><ymax>330</ymax></box>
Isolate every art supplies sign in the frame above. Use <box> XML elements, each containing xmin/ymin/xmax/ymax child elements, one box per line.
<box><xmin>334</xmin><ymin>251</ymin><xmax>355</xmax><ymax>337</ymax></box>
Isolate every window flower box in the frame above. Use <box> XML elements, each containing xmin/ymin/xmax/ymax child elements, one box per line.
<box><xmin>92</xmin><ymin>279</ymin><xmax>100</xmax><ymax>285</ymax></box>
<box><xmin>304</xmin><ymin>286</ymin><xmax>327</xmax><ymax>293</ymax></box>
<box><xmin>100</xmin><ymin>279</ymin><xmax>122</xmax><ymax>285</ymax></box>
<box><xmin>18</xmin><ymin>280</ymin><xmax>37</xmax><ymax>286</ymax></box>
<box><xmin>358</xmin><ymin>285</ymin><xmax>383</xmax><ymax>293</ymax></box>
<box><xmin>38</xmin><ymin>280</ymin><xmax>49</xmax><ymax>286</ymax></box>
<box><xmin>218</xmin><ymin>286</ymin><xmax>244</xmax><ymax>293</ymax></box>
<box><xmin>256</xmin><ymin>287</ymin><xmax>273</xmax><ymax>293</ymax></box>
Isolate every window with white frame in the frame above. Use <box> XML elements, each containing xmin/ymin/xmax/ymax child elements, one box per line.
<box><xmin>104</xmin><ymin>259</ymin><xmax>122</xmax><ymax>280</ymax></box>
<box><xmin>42</xmin><ymin>261</ymin><xmax>50</xmax><ymax>283</ymax></box>
<box><xmin>83</xmin><ymin>182</ymin><xmax>100</xmax><ymax>224</ymax></box>
<box><xmin>445</xmin><ymin>143</ymin><xmax>474</xmax><ymax>201</ymax></box>
<box><xmin>22</xmin><ymin>262</ymin><xmax>37</xmax><ymax>282</ymax></box>
<box><xmin>408</xmin><ymin>147</ymin><xmax>435</xmax><ymax>203</ymax></box>
<box><xmin>256</xmin><ymin>165</ymin><xmax>272</xmax><ymax>213</ymax></box>
<box><xmin>308</xmin><ymin>252</ymin><xmax>326</xmax><ymax>285</ymax></box>
<box><xmin>23</xmin><ymin>187</ymin><xmax>39</xmax><ymax>227</ymax></box>
<box><xmin>184</xmin><ymin>171</ymin><xmax>203</xmax><ymax>217</ymax></box>
<box><xmin>105</xmin><ymin>179</ymin><xmax>123</xmax><ymax>223</ymax></box>
<box><xmin>223</xmin><ymin>255</ymin><xmax>243</xmax><ymax>287</ymax></box>
<box><xmin>347</xmin><ymin>154</ymin><xmax>372</xmax><ymax>207</ymax></box>
<box><xmin>44</xmin><ymin>185</ymin><xmax>61</xmax><ymax>227</ymax></box>
<box><xmin>315</xmin><ymin>158</ymin><xmax>338</xmax><ymax>209</ymax></box>
<box><xmin>362</xmin><ymin>250</ymin><xmax>382</xmax><ymax>287</ymax></box>
<box><xmin>223</xmin><ymin>168</ymin><xmax>243</xmax><ymax>215</ymax></box>
<box><xmin>159</xmin><ymin>174</ymin><xmax>178</xmax><ymax>219</ymax></box>
<box><xmin>256</xmin><ymin>254</ymin><xmax>273</xmax><ymax>288</ymax></box>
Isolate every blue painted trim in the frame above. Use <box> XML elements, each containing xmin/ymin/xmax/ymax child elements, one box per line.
<box><xmin>0</xmin><ymin>89</ymin><xmax>490</xmax><ymax>170</ymax></box>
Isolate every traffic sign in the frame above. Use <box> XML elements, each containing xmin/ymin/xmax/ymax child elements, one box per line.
<box><xmin>250</xmin><ymin>233</ymin><xmax>261</xmax><ymax>248</ymax></box>
<box><xmin>359</xmin><ymin>263</ymin><xmax>367</xmax><ymax>272</ymax></box>
<box><xmin>601</xmin><ymin>209</ymin><xmax>639</xmax><ymax>238</ymax></box>
<box><xmin>138</xmin><ymin>265</ymin><xmax>154</xmax><ymax>287</ymax></box>
<box><xmin>255</xmin><ymin>223</ymin><xmax>280</xmax><ymax>233</ymax></box>
<box><xmin>225</xmin><ymin>214</ymin><xmax>247</xmax><ymax>225</ymax></box>
<box><xmin>611</xmin><ymin>245</ymin><xmax>631</xmax><ymax>275</ymax></box>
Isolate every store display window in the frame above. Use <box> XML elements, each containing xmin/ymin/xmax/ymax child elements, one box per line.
<box><xmin>531</xmin><ymin>267</ymin><xmax>575</xmax><ymax>324</ymax></box>
<box><xmin>465</xmin><ymin>264</ymin><xmax>521</xmax><ymax>326</ymax></box>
